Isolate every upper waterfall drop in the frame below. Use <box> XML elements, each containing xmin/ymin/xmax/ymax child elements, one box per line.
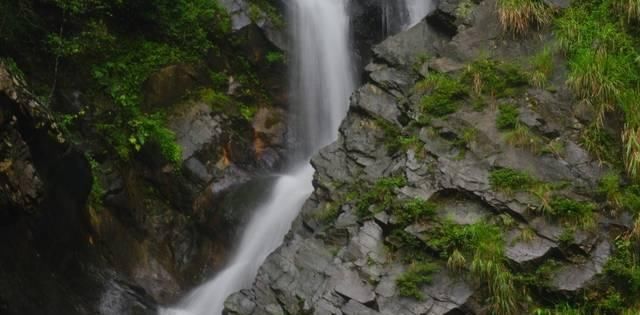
<box><xmin>158</xmin><ymin>1</ymin><xmax>354</xmax><ymax>314</ymax></box>
<box><xmin>290</xmin><ymin>0</ymin><xmax>355</xmax><ymax>158</ymax></box>
<box><xmin>403</xmin><ymin>0</ymin><xmax>435</xmax><ymax>29</ymax></box>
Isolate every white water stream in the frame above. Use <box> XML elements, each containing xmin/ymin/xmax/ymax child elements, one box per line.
<box><xmin>404</xmin><ymin>0</ymin><xmax>435</xmax><ymax>29</ymax></box>
<box><xmin>160</xmin><ymin>1</ymin><xmax>354</xmax><ymax>314</ymax></box>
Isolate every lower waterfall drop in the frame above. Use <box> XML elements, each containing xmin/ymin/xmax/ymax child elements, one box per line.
<box><xmin>159</xmin><ymin>0</ymin><xmax>354</xmax><ymax>314</ymax></box>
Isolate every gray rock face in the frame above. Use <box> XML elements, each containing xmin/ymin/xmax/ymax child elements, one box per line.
<box><xmin>223</xmin><ymin>0</ymin><xmax>620</xmax><ymax>313</ymax></box>
<box><xmin>219</xmin><ymin>0</ymin><xmax>287</xmax><ymax>50</ymax></box>
<box><xmin>551</xmin><ymin>240</ymin><xmax>611</xmax><ymax>292</ymax></box>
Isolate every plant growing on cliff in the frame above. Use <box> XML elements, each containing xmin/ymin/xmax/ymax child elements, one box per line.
<box><xmin>504</xmin><ymin>124</ymin><xmax>544</xmax><ymax>153</ymax></box>
<box><xmin>489</xmin><ymin>168</ymin><xmax>535</xmax><ymax>192</ymax></box>
<box><xmin>419</xmin><ymin>73</ymin><xmax>466</xmax><ymax>116</ymax></box>
<box><xmin>529</xmin><ymin>47</ymin><xmax>554</xmax><ymax>88</ymax></box>
<box><xmin>556</xmin><ymin>0</ymin><xmax>640</xmax><ymax>180</ymax></box>
<box><xmin>396</xmin><ymin>261</ymin><xmax>439</xmax><ymax>299</ymax></box>
<box><xmin>497</xmin><ymin>0</ymin><xmax>553</xmax><ymax>35</ymax></box>
<box><xmin>462</xmin><ymin>59</ymin><xmax>529</xmax><ymax>98</ymax></box>
<box><xmin>428</xmin><ymin>221</ymin><xmax>522</xmax><ymax>314</ymax></box>
<box><xmin>350</xmin><ymin>176</ymin><xmax>406</xmax><ymax>218</ymax></box>
<box><xmin>547</xmin><ymin>196</ymin><xmax>597</xmax><ymax>228</ymax></box>
<box><xmin>394</xmin><ymin>198</ymin><xmax>437</xmax><ymax>226</ymax></box>
<box><xmin>618</xmin><ymin>0</ymin><xmax>640</xmax><ymax>22</ymax></box>
<box><xmin>496</xmin><ymin>104</ymin><xmax>520</xmax><ymax>130</ymax></box>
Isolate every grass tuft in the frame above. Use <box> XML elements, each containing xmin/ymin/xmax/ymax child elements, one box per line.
<box><xmin>497</xmin><ymin>0</ymin><xmax>553</xmax><ymax>35</ymax></box>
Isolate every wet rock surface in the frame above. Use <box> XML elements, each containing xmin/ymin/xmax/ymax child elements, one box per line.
<box><xmin>224</xmin><ymin>1</ymin><xmax>620</xmax><ymax>313</ymax></box>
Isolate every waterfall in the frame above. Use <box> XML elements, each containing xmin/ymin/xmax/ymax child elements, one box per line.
<box><xmin>403</xmin><ymin>0</ymin><xmax>435</xmax><ymax>29</ymax></box>
<box><xmin>159</xmin><ymin>1</ymin><xmax>354</xmax><ymax>314</ymax></box>
<box><xmin>290</xmin><ymin>0</ymin><xmax>355</xmax><ymax>157</ymax></box>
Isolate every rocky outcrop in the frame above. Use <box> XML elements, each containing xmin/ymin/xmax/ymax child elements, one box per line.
<box><xmin>224</xmin><ymin>1</ymin><xmax>619</xmax><ymax>313</ymax></box>
<box><xmin>0</xmin><ymin>62</ymin><xmax>157</xmax><ymax>315</ymax></box>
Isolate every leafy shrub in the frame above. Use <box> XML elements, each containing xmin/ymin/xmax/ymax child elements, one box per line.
<box><xmin>496</xmin><ymin>104</ymin><xmax>520</xmax><ymax>130</ymax></box>
<box><xmin>419</xmin><ymin>73</ymin><xmax>466</xmax><ymax>116</ymax></box>
<box><xmin>396</xmin><ymin>261</ymin><xmax>439</xmax><ymax>299</ymax></box>
<box><xmin>489</xmin><ymin>168</ymin><xmax>535</xmax><ymax>192</ymax></box>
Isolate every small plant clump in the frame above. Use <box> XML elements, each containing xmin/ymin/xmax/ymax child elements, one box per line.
<box><xmin>547</xmin><ymin>197</ymin><xmax>597</xmax><ymax>228</ymax></box>
<box><xmin>496</xmin><ymin>104</ymin><xmax>520</xmax><ymax>130</ymax></box>
<box><xmin>394</xmin><ymin>198</ymin><xmax>437</xmax><ymax>226</ymax></box>
<box><xmin>313</xmin><ymin>203</ymin><xmax>341</xmax><ymax>224</ymax></box>
<box><xmin>349</xmin><ymin>176</ymin><xmax>407</xmax><ymax>218</ymax></box>
<box><xmin>376</xmin><ymin>119</ymin><xmax>421</xmax><ymax>153</ymax></box>
<box><xmin>419</xmin><ymin>73</ymin><xmax>467</xmax><ymax>117</ymax></box>
<box><xmin>497</xmin><ymin>0</ymin><xmax>554</xmax><ymax>35</ymax></box>
<box><xmin>426</xmin><ymin>222</ymin><xmax>521</xmax><ymax>315</ymax></box>
<box><xmin>529</xmin><ymin>47</ymin><xmax>554</xmax><ymax>88</ymax></box>
<box><xmin>396</xmin><ymin>261</ymin><xmax>439</xmax><ymax>299</ymax></box>
<box><xmin>489</xmin><ymin>168</ymin><xmax>535</xmax><ymax>192</ymax></box>
<box><xmin>504</xmin><ymin>123</ymin><xmax>545</xmax><ymax>153</ymax></box>
<box><xmin>462</xmin><ymin>58</ymin><xmax>529</xmax><ymax>98</ymax></box>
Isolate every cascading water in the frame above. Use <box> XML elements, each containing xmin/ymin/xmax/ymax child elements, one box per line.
<box><xmin>159</xmin><ymin>1</ymin><xmax>354</xmax><ymax>314</ymax></box>
<box><xmin>403</xmin><ymin>0</ymin><xmax>435</xmax><ymax>29</ymax></box>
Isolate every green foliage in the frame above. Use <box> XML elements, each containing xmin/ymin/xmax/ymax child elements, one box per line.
<box><xmin>147</xmin><ymin>0</ymin><xmax>231</xmax><ymax>54</ymax></box>
<box><xmin>463</xmin><ymin>59</ymin><xmax>529</xmax><ymax>98</ymax></box>
<box><xmin>533</xmin><ymin>304</ymin><xmax>585</xmax><ymax>315</ymax></box>
<box><xmin>581</xmin><ymin>124</ymin><xmax>620</xmax><ymax>165</ymax></box>
<box><xmin>266</xmin><ymin>51</ymin><xmax>285</xmax><ymax>64</ymax></box>
<box><xmin>0</xmin><ymin>0</ymin><xmax>239</xmax><ymax>166</ymax></box>
<box><xmin>428</xmin><ymin>222</ymin><xmax>521</xmax><ymax>314</ymax></box>
<box><xmin>396</xmin><ymin>261</ymin><xmax>439</xmax><ymax>299</ymax></box>
<box><xmin>419</xmin><ymin>73</ymin><xmax>467</xmax><ymax>117</ymax></box>
<box><xmin>313</xmin><ymin>203</ymin><xmax>340</xmax><ymax>224</ymax></box>
<box><xmin>605</xmin><ymin>237</ymin><xmax>640</xmax><ymax>301</ymax></box>
<box><xmin>496</xmin><ymin>104</ymin><xmax>520</xmax><ymax>130</ymax></box>
<box><xmin>618</xmin><ymin>0</ymin><xmax>640</xmax><ymax>21</ymax></box>
<box><xmin>599</xmin><ymin>172</ymin><xmax>624</xmax><ymax>209</ymax></box>
<box><xmin>376</xmin><ymin>119</ymin><xmax>421</xmax><ymax>153</ymax></box>
<box><xmin>489</xmin><ymin>168</ymin><xmax>535</xmax><ymax>192</ymax></box>
<box><xmin>87</xmin><ymin>154</ymin><xmax>105</xmax><ymax>209</ymax></box>
<box><xmin>387</xmin><ymin>229</ymin><xmax>431</xmax><ymax>261</ymax></box>
<box><xmin>497</xmin><ymin>0</ymin><xmax>553</xmax><ymax>35</ymax></box>
<box><xmin>455</xmin><ymin>0</ymin><xmax>474</xmax><ymax>19</ymax></box>
<box><xmin>247</xmin><ymin>0</ymin><xmax>285</xmax><ymax>28</ymax></box>
<box><xmin>547</xmin><ymin>197</ymin><xmax>596</xmax><ymax>228</ymax></box>
<box><xmin>504</xmin><ymin>123</ymin><xmax>545</xmax><ymax>153</ymax></box>
<box><xmin>556</xmin><ymin>0</ymin><xmax>640</xmax><ymax>179</ymax></box>
<box><xmin>91</xmin><ymin>41</ymin><xmax>188</xmax><ymax>164</ymax></box>
<box><xmin>349</xmin><ymin>176</ymin><xmax>406</xmax><ymax>218</ymax></box>
<box><xmin>394</xmin><ymin>199</ymin><xmax>437</xmax><ymax>226</ymax></box>
<box><xmin>0</xmin><ymin>57</ymin><xmax>26</xmax><ymax>83</ymax></box>
<box><xmin>529</xmin><ymin>47</ymin><xmax>554</xmax><ymax>88</ymax></box>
